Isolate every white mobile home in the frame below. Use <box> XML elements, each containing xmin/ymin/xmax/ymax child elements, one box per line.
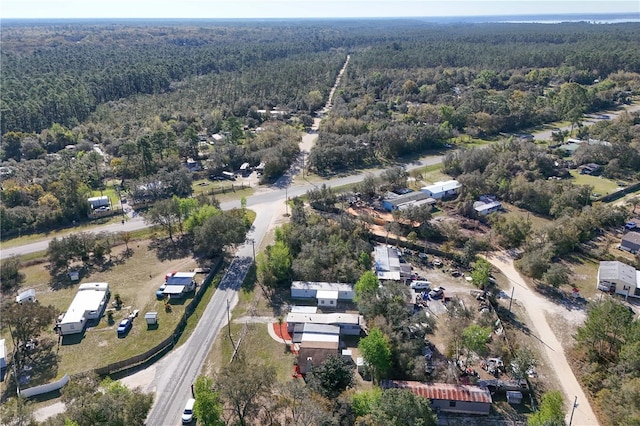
<box><xmin>291</xmin><ymin>281</ymin><xmax>354</xmax><ymax>307</ymax></box>
<box><xmin>286</xmin><ymin>312</ymin><xmax>363</xmax><ymax>335</ymax></box>
<box><xmin>421</xmin><ymin>180</ymin><xmax>461</xmax><ymax>199</ymax></box>
<box><xmin>59</xmin><ymin>282</ymin><xmax>110</xmax><ymax>335</ymax></box>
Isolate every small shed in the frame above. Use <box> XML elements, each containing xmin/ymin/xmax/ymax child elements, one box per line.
<box><xmin>16</xmin><ymin>289</ymin><xmax>36</xmax><ymax>304</ymax></box>
<box><xmin>507</xmin><ymin>391</ymin><xmax>523</xmax><ymax>405</ymax></box>
<box><xmin>87</xmin><ymin>196</ymin><xmax>110</xmax><ymax>209</ymax></box>
<box><xmin>145</xmin><ymin>312</ymin><xmax>158</xmax><ymax>326</ymax></box>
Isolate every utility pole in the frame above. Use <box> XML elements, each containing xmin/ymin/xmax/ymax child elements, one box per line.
<box><xmin>569</xmin><ymin>396</ymin><xmax>578</xmax><ymax>425</ymax></box>
<box><xmin>508</xmin><ymin>286</ymin><xmax>515</xmax><ymax>314</ymax></box>
<box><xmin>227</xmin><ymin>299</ymin><xmax>235</xmax><ymax>351</ymax></box>
<box><xmin>285</xmin><ymin>187</ymin><xmax>289</xmax><ymax>216</ymax></box>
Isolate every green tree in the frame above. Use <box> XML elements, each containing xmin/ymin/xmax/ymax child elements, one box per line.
<box><xmin>372</xmin><ymin>388</ymin><xmax>437</xmax><ymax>426</ymax></box>
<box><xmin>0</xmin><ymin>256</ymin><xmax>25</xmax><ymax>293</ymax></box>
<box><xmin>351</xmin><ymin>388</ymin><xmax>382</xmax><ymax>418</ymax></box>
<box><xmin>216</xmin><ymin>353</ymin><xmax>275</xmax><ymax>426</ymax></box>
<box><xmin>511</xmin><ymin>346</ymin><xmax>537</xmax><ymax>380</ymax></box>
<box><xmin>306</xmin><ymin>89</ymin><xmax>324</xmax><ymax>112</ymax></box>
<box><xmin>61</xmin><ymin>375</ymin><xmax>153</xmax><ymax>426</ymax></box>
<box><xmin>194</xmin><ymin>211</ymin><xmax>248</xmax><ymax>258</ymax></box>
<box><xmin>1</xmin><ymin>302</ymin><xmax>57</xmax><ymax>371</ymax></box>
<box><xmin>193</xmin><ymin>376</ymin><xmax>224</xmax><ymax>426</ymax></box>
<box><xmin>256</xmin><ymin>240</ymin><xmax>292</xmax><ymax>292</ymax></box>
<box><xmin>354</xmin><ymin>270</ymin><xmax>379</xmax><ymax>303</ymax></box>
<box><xmin>491</xmin><ymin>215</ymin><xmax>531</xmax><ymax>248</ymax></box>
<box><xmin>2</xmin><ymin>131</ymin><xmax>23</xmax><ymax>161</ymax></box>
<box><xmin>307</xmin><ymin>354</ymin><xmax>355</xmax><ymax>399</ymax></box>
<box><xmin>471</xmin><ymin>258</ymin><xmax>492</xmax><ymax>289</ymax></box>
<box><xmin>184</xmin><ymin>205</ymin><xmax>221</xmax><ymax>234</ymax></box>
<box><xmin>528</xmin><ymin>390</ymin><xmax>565</xmax><ymax>426</ymax></box>
<box><xmin>0</xmin><ymin>396</ymin><xmax>36</xmax><ymax>426</ymax></box>
<box><xmin>461</xmin><ymin>324</ymin><xmax>492</xmax><ymax>358</ymax></box>
<box><xmin>543</xmin><ymin>263</ymin><xmax>570</xmax><ymax>288</ymax></box>
<box><xmin>147</xmin><ymin>197</ymin><xmax>181</xmax><ymax>242</ymax></box>
<box><xmin>575</xmin><ymin>299</ymin><xmax>634</xmax><ymax>362</ymax></box>
<box><xmin>358</xmin><ymin>328</ymin><xmax>392</xmax><ymax>383</ymax></box>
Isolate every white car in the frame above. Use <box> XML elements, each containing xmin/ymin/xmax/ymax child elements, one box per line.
<box><xmin>182</xmin><ymin>398</ymin><xmax>195</xmax><ymax>424</ymax></box>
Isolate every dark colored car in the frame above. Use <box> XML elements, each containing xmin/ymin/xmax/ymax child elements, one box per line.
<box><xmin>117</xmin><ymin>318</ymin><xmax>133</xmax><ymax>336</ymax></box>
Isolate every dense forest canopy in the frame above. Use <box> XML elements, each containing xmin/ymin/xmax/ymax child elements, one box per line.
<box><xmin>2</xmin><ymin>20</ymin><xmax>640</xmax><ymax>134</ymax></box>
<box><xmin>2</xmin><ymin>20</ymin><xmax>640</xmax><ymax>234</ymax></box>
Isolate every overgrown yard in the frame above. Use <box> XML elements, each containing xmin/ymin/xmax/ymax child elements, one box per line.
<box><xmin>9</xmin><ymin>240</ymin><xmax>201</xmax><ymax>381</ymax></box>
<box><xmin>501</xmin><ymin>202</ymin><xmax>552</xmax><ymax>231</ymax></box>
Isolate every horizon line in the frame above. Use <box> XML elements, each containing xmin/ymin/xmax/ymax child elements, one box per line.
<box><xmin>2</xmin><ymin>12</ymin><xmax>639</xmax><ymax>21</ymax></box>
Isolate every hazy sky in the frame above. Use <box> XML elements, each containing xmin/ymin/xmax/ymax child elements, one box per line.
<box><xmin>2</xmin><ymin>0</ymin><xmax>639</xmax><ymax>20</ymax></box>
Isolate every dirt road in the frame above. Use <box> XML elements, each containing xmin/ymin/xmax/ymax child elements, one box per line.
<box><xmin>484</xmin><ymin>252</ymin><xmax>599</xmax><ymax>425</ymax></box>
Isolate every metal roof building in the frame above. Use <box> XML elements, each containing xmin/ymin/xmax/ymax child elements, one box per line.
<box><xmin>597</xmin><ymin>260</ymin><xmax>640</xmax><ymax>298</ymax></box>
<box><xmin>374</xmin><ymin>245</ymin><xmax>411</xmax><ymax>281</ymax></box>
<box><xmin>380</xmin><ymin>380</ymin><xmax>492</xmax><ymax>415</ymax></box>
<box><xmin>420</xmin><ymin>180</ymin><xmax>462</xmax><ymax>199</ymax></box>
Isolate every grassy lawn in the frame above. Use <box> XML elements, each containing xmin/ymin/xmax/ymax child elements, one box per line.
<box><xmin>501</xmin><ymin>202</ymin><xmax>552</xmax><ymax>231</ymax></box>
<box><xmin>569</xmin><ymin>170</ymin><xmax>621</xmax><ymax>197</ymax></box>
<box><xmin>14</xmin><ymin>240</ymin><xmax>200</xmax><ymax>380</ymax></box>
<box><xmin>564</xmin><ymin>254</ymin><xmax>600</xmax><ymax>300</ymax></box>
<box><xmin>455</xmin><ymin>135</ymin><xmax>497</xmax><ymax>147</ymax></box>
<box><xmin>89</xmin><ymin>186</ymin><xmax>121</xmax><ymax>207</ymax></box>
<box><xmin>191</xmin><ymin>178</ymin><xmax>254</xmax><ymax>197</ymax></box>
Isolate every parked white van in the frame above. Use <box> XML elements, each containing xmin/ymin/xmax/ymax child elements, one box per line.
<box><xmin>410</xmin><ymin>280</ymin><xmax>431</xmax><ymax>290</ymax></box>
<box><xmin>182</xmin><ymin>398</ymin><xmax>195</xmax><ymax>424</ymax></box>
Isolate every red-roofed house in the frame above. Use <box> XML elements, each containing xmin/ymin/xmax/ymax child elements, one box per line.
<box><xmin>380</xmin><ymin>380</ymin><xmax>492</xmax><ymax>415</ymax></box>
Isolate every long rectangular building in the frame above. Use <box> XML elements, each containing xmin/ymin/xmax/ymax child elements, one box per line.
<box><xmin>380</xmin><ymin>380</ymin><xmax>492</xmax><ymax>415</ymax></box>
<box><xmin>286</xmin><ymin>312</ymin><xmax>363</xmax><ymax>335</ymax></box>
<box><xmin>59</xmin><ymin>282</ymin><xmax>110</xmax><ymax>335</ymax></box>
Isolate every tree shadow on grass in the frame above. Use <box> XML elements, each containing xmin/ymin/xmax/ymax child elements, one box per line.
<box><xmin>241</xmin><ymin>262</ymin><xmax>257</xmax><ymax>293</ymax></box>
<box><xmin>22</xmin><ymin>338</ymin><xmax>59</xmax><ymax>386</ymax></box>
<box><xmin>149</xmin><ymin>235</ymin><xmax>193</xmax><ymax>261</ymax></box>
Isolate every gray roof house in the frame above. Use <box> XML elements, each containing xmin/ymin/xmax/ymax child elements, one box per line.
<box><xmin>382</xmin><ymin>191</ymin><xmax>436</xmax><ymax>212</ymax></box>
<box><xmin>374</xmin><ymin>245</ymin><xmax>411</xmax><ymax>281</ymax></box>
<box><xmin>597</xmin><ymin>260</ymin><xmax>640</xmax><ymax>298</ymax></box>
<box><xmin>620</xmin><ymin>232</ymin><xmax>640</xmax><ymax>254</ymax></box>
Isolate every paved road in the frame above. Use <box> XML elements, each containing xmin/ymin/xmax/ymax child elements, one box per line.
<box><xmin>143</xmin><ymin>56</ymin><xmax>354</xmax><ymax>425</ymax></box>
<box><xmin>533</xmin><ymin>102</ymin><xmax>640</xmax><ymax>141</ymax></box>
<box><xmin>1</xmin><ymin>155</ymin><xmax>443</xmax><ymax>260</ymax></box>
